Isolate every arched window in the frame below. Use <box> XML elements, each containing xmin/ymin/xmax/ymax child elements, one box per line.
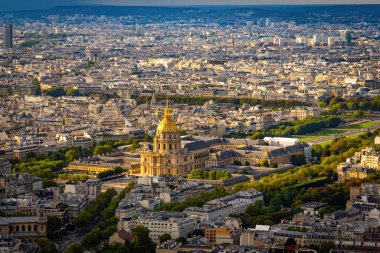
<box><xmin>28</xmin><ymin>225</ymin><xmax>31</xmax><ymax>231</ymax></box>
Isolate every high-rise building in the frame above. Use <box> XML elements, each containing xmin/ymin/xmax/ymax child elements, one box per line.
<box><xmin>3</xmin><ymin>23</ymin><xmax>13</xmax><ymax>49</ymax></box>
<box><xmin>339</xmin><ymin>30</ymin><xmax>352</xmax><ymax>45</ymax></box>
<box><xmin>265</xmin><ymin>18</ymin><xmax>271</xmax><ymax>27</ymax></box>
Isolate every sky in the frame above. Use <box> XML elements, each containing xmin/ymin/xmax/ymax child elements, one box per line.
<box><xmin>2</xmin><ymin>0</ymin><xmax>380</xmax><ymax>11</ymax></box>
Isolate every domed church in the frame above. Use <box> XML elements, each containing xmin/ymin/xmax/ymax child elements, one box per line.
<box><xmin>140</xmin><ymin>102</ymin><xmax>196</xmax><ymax>176</ymax></box>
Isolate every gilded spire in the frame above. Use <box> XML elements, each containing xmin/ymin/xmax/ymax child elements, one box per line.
<box><xmin>157</xmin><ymin>98</ymin><xmax>177</xmax><ymax>132</ymax></box>
<box><xmin>164</xmin><ymin>98</ymin><xmax>171</xmax><ymax>120</ymax></box>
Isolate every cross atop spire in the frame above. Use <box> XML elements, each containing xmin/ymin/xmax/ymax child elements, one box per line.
<box><xmin>164</xmin><ymin>98</ymin><xmax>171</xmax><ymax>120</ymax></box>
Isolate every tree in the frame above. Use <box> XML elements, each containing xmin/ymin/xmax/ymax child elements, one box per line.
<box><xmin>245</xmin><ymin>202</ymin><xmax>264</xmax><ymax>216</ymax></box>
<box><xmin>65</xmin><ymin>149</ymin><xmax>80</xmax><ymax>162</ymax></box>
<box><xmin>45</xmin><ymin>86</ymin><xmax>65</xmax><ymax>97</ymax></box>
<box><xmin>284</xmin><ymin>237</ymin><xmax>298</xmax><ymax>252</ymax></box>
<box><xmin>269</xmin><ymin>196</ymin><xmax>282</xmax><ymax>212</ymax></box>
<box><xmin>159</xmin><ymin>233</ymin><xmax>172</xmax><ymax>243</ymax></box>
<box><xmin>260</xmin><ymin>160</ymin><xmax>270</xmax><ymax>167</ymax></box>
<box><xmin>353</xmin><ymin>110</ymin><xmax>364</xmax><ymax>118</ymax></box>
<box><xmin>37</xmin><ymin>239</ymin><xmax>58</xmax><ymax>253</ymax></box>
<box><xmin>47</xmin><ymin>216</ymin><xmax>62</xmax><ymax>236</ymax></box>
<box><xmin>319</xmin><ymin>242</ymin><xmax>335</xmax><ymax>253</ymax></box>
<box><xmin>76</xmin><ymin>211</ymin><xmax>92</xmax><ymax>228</ymax></box>
<box><xmin>193</xmin><ymin>229</ymin><xmax>204</xmax><ymax>237</ymax></box>
<box><xmin>128</xmin><ymin>140</ymin><xmax>140</xmax><ymax>152</ymax></box>
<box><xmin>66</xmin><ymin>88</ymin><xmax>80</xmax><ymax>96</ymax></box>
<box><xmin>144</xmin><ymin>135</ymin><xmax>153</xmax><ymax>142</ymax></box>
<box><xmin>290</xmin><ymin>154</ymin><xmax>306</xmax><ymax>166</ymax></box>
<box><xmin>65</xmin><ymin>243</ymin><xmax>83</xmax><ymax>253</ymax></box>
<box><xmin>131</xmin><ymin>226</ymin><xmax>155</xmax><ymax>253</ymax></box>
<box><xmin>82</xmin><ymin>228</ymin><xmax>103</xmax><ymax>249</ymax></box>
<box><xmin>178</xmin><ymin>129</ymin><xmax>187</xmax><ymax>135</ymax></box>
<box><xmin>271</xmin><ymin>162</ymin><xmax>278</xmax><ymax>168</ymax></box>
<box><xmin>176</xmin><ymin>237</ymin><xmax>186</xmax><ymax>245</ymax></box>
<box><xmin>94</xmin><ymin>144</ymin><xmax>113</xmax><ymax>155</ymax></box>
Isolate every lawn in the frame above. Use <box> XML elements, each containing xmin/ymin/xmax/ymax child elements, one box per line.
<box><xmin>342</xmin><ymin>121</ymin><xmax>379</xmax><ymax>130</ymax></box>
<box><xmin>295</xmin><ymin>129</ymin><xmax>345</xmax><ymax>143</ymax></box>
<box><xmin>297</xmin><ymin>136</ymin><xmax>319</xmax><ymax>142</ymax></box>
<box><xmin>303</xmin><ymin>129</ymin><xmax>345</xmax><ymax>136</ymax></box>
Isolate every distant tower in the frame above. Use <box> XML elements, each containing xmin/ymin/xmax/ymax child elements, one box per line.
<box><xmin>339</xmin><ymin>30</ymin><xmax>352</xmax><ymax>45</ymax></box>
<box><xmin>265</xmin><ymin>18</ymin><xmax>271</xmax><ymax>27</ymax></box>
<box><xmin>3</xmin><ymin>23</ymin><xmax>13</xmax><ymax>49</ymax></box>
<box><xmin>151</xmin><ymin>92</ymin><xmax>156</xmax><ymax>108</ymax></box>
<box><xmin>136</xmin><ymin>25</ymin><xmax>143</xmax><ymax>36</ymax></box>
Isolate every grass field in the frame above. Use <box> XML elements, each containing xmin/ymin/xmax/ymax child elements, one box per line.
<box><xmin>303</xmin><ymin>129</ymin><xmax>345</xmax><ymax>136</ymax></box>
<box><xmin>296</xmin><ymin>129</ymin><xmax>345</xmax><ymax>142</ymax></box>
<box><xmin>341</xmin><ymin>121</ymin><xmax>379</xmax><ymax>130</ymax></box>
<box><xmin>297</xmin><ymin>136</ymin><xmax>319</xmax><ymax>142</ymax></box>
<box><xmin>293</xmin><ymin>120</ymin><xmax>380</xmax><ymax>143</ymax></box>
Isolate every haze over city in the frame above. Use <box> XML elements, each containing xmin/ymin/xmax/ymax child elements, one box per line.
<box><xmin>2</xmin><ymin>0</ymin><xmax>380</xmax><ymax>11</ymax></box>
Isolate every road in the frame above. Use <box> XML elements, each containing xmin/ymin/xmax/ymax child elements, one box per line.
<box><xmin>55</xmin><ymin>227</ymin><xmax>89</xmax><ymax>253</ymax></box>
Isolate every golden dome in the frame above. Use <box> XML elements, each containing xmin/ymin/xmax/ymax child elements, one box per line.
<box><xmin>157</xmin><ymin>101</ymin><xmax>178</xmax><ymax>133</ymax></box>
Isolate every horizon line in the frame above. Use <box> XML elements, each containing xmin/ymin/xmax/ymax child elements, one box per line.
<box><xmin>3</xmin><ymin>3</ymin><xmax>380</xmax><ymax>13</ymax></box>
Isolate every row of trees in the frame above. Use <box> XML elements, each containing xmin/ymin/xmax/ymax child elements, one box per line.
<box><xmin>93</xmin><ymin>144</ymin><xmax>113</xmax><ymax>156</ymax></box>
<box><xmin>97</xmin><ymin>167</ymin><xmax>125</xmax><ymax>179</ymax></box>
<box><xmin>158</xmin><ymin>186</ymin><xmax>227</xmax><ymax>212</ymax></box>
<box><xmin>76</xmin><ymin>188</ymin><xmax>117</xmax><ymax>229</ymax></box>
<box><xmin>188</xmin><ymin>169</ymin><xmax>232</xmax><ymax>180</ymax></box>
<box><xmin>42</xmin><ymin>87</ymin><xmax>81</xmax><ymax>97</ymax></box>
<box><xmin>233</xmin><ymin>199</ymin><xmax>292</xmax><ymax>228</ymax></box>
<box><xmin>133</xmin><ymin>94</ymin><xmax>308</xmax><ymax>108</ymax></box>
<box><xmin>327</xmin><ymin>95</ymin><xmax>380</xmax><ymax>112</ymax></box>
<box><xmin>250</xmin><ymin>116</ymin><xmax>342</xmax><ymax>139</ymax></box>
<box><xmin>66</xmin><ymin>183</ymin><xmax>135</xmax><ymax>253</ymax></box>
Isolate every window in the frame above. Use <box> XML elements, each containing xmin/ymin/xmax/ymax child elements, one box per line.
<box><xmin>169</xmin><ymin>144</ymin><xmax>172</xmax><ymax>149</ymax></box>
